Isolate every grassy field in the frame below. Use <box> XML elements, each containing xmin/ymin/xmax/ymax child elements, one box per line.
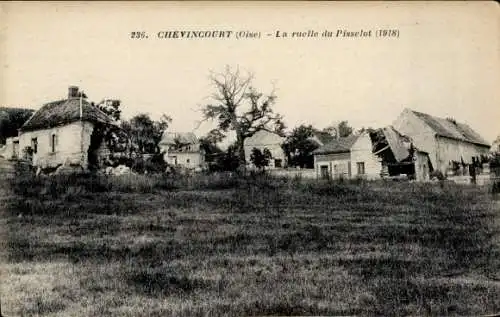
<box><xmin>1</xmin><ymin>173</ymin><xmax>499</xmax><ymax>316</ymax></box>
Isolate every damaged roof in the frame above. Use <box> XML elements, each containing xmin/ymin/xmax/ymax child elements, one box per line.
<box><xmin>20</xmin><ymin>98</ymin><xmax>114</xmax><ymax>132</ymax></box>
<box><xmin>411</xmin><ymin>110</ymin><xmax>490</xmax><ymax>147</ymax></box>
<box><xmin>382</xmin><ymin>126</ymin><xmax>413</xmax><ymax>162</ymax></box>
<box><xmin>313</xmin><ymin>134</ymin><xmax>359</xmax><ymax>155</ymax></box>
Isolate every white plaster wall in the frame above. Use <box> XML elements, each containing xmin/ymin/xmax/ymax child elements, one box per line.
<box><xmin>436</xmin><ymin>137</ymin><xmax>490</xmax><ymax>172</ymax></box>
<box><xmin>414</xmin><ymin>152</ymin><xmax>430</xmax><ymax>181</ymax></box>
<box><xmin>167</xmin><ymin>152</ymin><xmax>204</xmax><ymax>169</ymax></box>
<box><xmin>18</xmin><ymin>121</ymin><xmax>93</xmax><ymax>168</ymax></box>
<box><xmin>350</xmin><ymin>133</ymin><xmax>382</xmax><ymax>180</ymax></box>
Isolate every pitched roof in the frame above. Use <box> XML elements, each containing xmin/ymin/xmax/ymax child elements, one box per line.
<box><xmin>313</xmin><ymin>134</ymin><xmax>359</xmax><ymax>155</ymax></box>
<box><xmin>20</xmin><ymin>98</ymin><xmax>114</xmax><ymax>131</ymax></box>
<box><xmin>159</xmin><ymin>132</ymin><xmax>198</xmax><ymax>146</ymax></box>
<box><xmin>410</xmin><ymin>110</ymin><xmax>490</xmax><ymax>147</ymax></box>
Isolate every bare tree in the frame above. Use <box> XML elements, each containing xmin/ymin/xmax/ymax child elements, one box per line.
<box><xmin>201</xmin><ymin>66</ymin><xmax>285</xmax><ymax>166</ymax></box>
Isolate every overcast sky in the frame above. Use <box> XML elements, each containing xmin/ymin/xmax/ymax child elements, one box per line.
<box><xmin>1</xmin><ymin>2</ymin><xmax>499</xmax><ymax>144</ymax></box>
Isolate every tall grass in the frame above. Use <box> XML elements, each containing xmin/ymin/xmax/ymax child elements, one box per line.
<box><xmin>3</xmin><ymin>169</ymin><xmax>500</xmax><ymax>316</ymax></box>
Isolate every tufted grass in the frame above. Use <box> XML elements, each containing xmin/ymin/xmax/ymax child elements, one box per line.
<box><xmin>1</xmin><ymin>173</ymin><xmax>499</xmax><ymax>316</ymax></box>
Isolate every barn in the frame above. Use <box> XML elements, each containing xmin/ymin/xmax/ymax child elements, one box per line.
<box><xmin>392</xmin><ymin>108</ymin><xmax>491</xmax><ymax>175</ymax></box>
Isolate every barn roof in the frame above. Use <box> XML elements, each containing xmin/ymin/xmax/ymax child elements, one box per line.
<box><xmin>411</xmin><ymin>110</ymin><xmax>490</xmax><ymax>147</ymax></box>
<box><xmin>313</xmin><ymin>134</ymin><xmax>359</xmax><ymax>155</ymax></box>
<box><xmin>20</xmin><ymin>98</ymin><xmax>114</xmax><ymax>132</ymax></box>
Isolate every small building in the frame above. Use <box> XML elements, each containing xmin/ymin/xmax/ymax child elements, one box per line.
<box><xmin>393</xmin><ymin>108</ymin><xmax>491</xmax><ymax>175</ymax></box>
<box><xmin>159</xmin><ymin>132</ymin><xmax>205</xmax><ymax>170</ymax></box>
<box><xmin>313</xmin><ymin>132</ymin><xmax>382</xmax><ymax>180</ymax></box>
<box><xmin>5</xmin><ymin>86</ymin><xmax>117</xmax><ymax>170</ymax></box>
<box><xmin>244</xmin><ymin>130</ymin><xmax>287</xmax><ymax>169</ymax></box>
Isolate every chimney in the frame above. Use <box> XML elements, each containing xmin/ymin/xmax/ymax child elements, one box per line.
<box><xmin>68</xmin><ymin>86</ymin><xmax>79</xmax><ymax>99</ymax></box>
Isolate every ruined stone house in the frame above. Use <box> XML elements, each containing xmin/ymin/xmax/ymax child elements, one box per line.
<box><xmin>4</xmin><ymin>86</ymin><xmax>119</xmax><ymax>170</ymax></box>
<box><xmin>370</xmin><ymin>126</ymin><xmax>430</xmax><ymax>181</ymax></box>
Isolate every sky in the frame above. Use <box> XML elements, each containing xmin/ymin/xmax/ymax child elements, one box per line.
<box><xmin>1</xmin><ymin>1</ymin><xmax>499</xmax><ymax>146</ymax></box>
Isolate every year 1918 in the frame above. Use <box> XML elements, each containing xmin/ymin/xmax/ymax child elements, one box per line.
<box><xmin>376</xmin><ymin>29</ymin><xmax>399</xmax><ymax>38</ymax></box>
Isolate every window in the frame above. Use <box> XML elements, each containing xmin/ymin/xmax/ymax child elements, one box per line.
<box><xmin>275</xmin><ymin>159</ymin><xmax>282</xmax><ymax>168</ymax></box>
<box><xmin>50</xmin><ymin>134</ymin><xmax>57</xmax><ymax>153</ymax></box>
<box><xmin>187</xmin><ymin>159</ymin><xmax>190</xmax><ymax>164</ymax></box>
<box><xmin>31</xmin><ymin>138</ymin><xmax>38</xmax><ymax>154</ymax></box>
<box><xmin>357</xmin><ymin>162</ymin><xmax>365</xmax><ymax>175</ymax></box>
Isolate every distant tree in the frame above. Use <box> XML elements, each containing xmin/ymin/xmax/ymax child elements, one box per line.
<box><xmin>208</xmin><ymin>142</ymin><xmax>240</xmax><ymax>172</ymax></box>
<box><xmin>357</xmin><ymin>126</ymin><xmax>375</xmax><ymax>135</ymax></box>
<box><xmin>95</xmin><ymin>99</ymin><xmax>122</xmax><ymax>121</ymax></box>
<box><xmin>220</xmin><ymin>143</ymin><xmax>241</xmax><ymax>171</ymax></box>
<box><xmin>0</xmin><ymin>108</ymin><xmax>34</xmax><ymax>144</ymax></box>
<box><xmin>201</xmin><ymin>66</ymin><xmax>285</xmax><ymax>167</ymax></box>
<box><xmin>199</xmin><ymin>129</ymin><xmax>224</xmax><ymax>165</ymax></box>
<box><xmin>121</xmin><ymin>113</ymin><xmax>172</xmax><ymax>154</ymax></box>
<box><xmin>282</xmin><ymin>124</ymin><xmax>319</xmax><ymax>168</ymax></box>
<box><xmin>323</xmin><ymin>120</ymin><xmax>353</xmax><ymax>138</ymax></box>
<box><xmin>250</xmin><ymin>147</ymin><xmax>272</xmax><ymax>170</ymax></box>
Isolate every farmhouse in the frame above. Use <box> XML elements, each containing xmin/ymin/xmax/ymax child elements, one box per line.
<box><xmin>3</xmin><ymin>86</ymin><xmax>118</xmax><ymax>170</ymax></box>
<box><xmin>244</xmin><ymin>130</ymin><xmax>287</xmax><ymax>168</ymax></box>
<box><xmin>313</xmin><ymin>132</ymin><xmax>382</xmax><ymax>180</ymax></box>
<box><xmin>392</xmin><ymin>108</ymin><xmax>491</xmax><ymax>175</ymax></box>
<box><xmin>159</xmin><ymin>132</ymin><xmax>205</xmax><ymax>170</ymax></box>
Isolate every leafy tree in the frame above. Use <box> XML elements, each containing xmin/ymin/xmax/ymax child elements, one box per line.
<box><xmin>282</xmin><ymin>124</ymin><xmax>319</xmax><ymax>168</ymax></box>
<box><xmin>220</xmin><ymin>143</ymin><xmax>241</xmax><ymax>172</ymax></box>
<box><xmin>201</xmin><ymin>66</ymin><xmax>285</xmax><ymax>166</ymax></box>
<box><xmin>0</xmin><ymin>107</ymin><xmax>35</xmax><ymax>144</ymax></box>
<box><xmin>121</xmin><ymin>113</ymin><xmax>172</xmax><ymax>154</ymax></box>
<box><xmin>250</xmin><ymin>147</ymin><xmax>272</xmax><ymax>170</ymax></box>
<box><xmin>323</xmin><ymin>120</ymin><xmax>353</xmax><ymax>138</ymax></box>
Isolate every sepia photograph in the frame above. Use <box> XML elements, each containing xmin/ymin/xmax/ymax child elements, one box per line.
<box><xmin>0</xmin><ymin>1</ymin><xmax>499</xmax><ymax>316</ymax></box>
